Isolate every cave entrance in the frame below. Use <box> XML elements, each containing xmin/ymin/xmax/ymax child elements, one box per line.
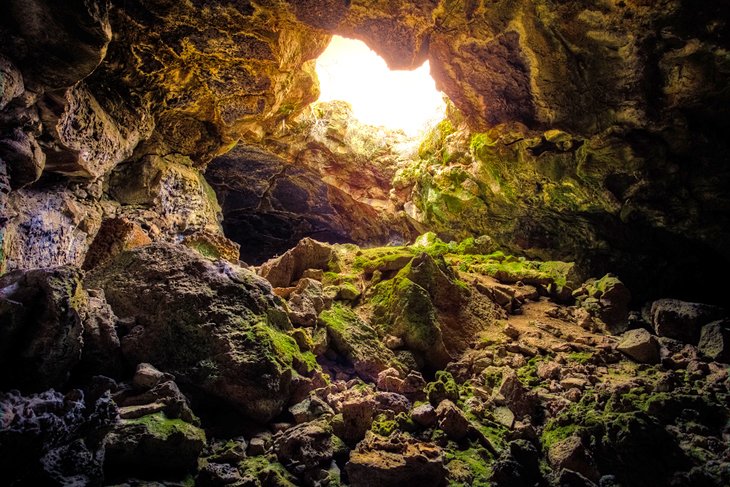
<box><xmin>315</xmin><ymin>35</ymin><xmax>446</xmax><ymax>137</ymax></box>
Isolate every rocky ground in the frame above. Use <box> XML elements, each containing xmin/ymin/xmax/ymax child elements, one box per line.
<box><xmin>1</xmin><ymin>234</ymin><xmax>727</xmax><ymax>486</ymax></box>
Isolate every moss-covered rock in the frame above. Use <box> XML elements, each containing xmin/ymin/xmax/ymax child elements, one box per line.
<box><xmin>86</xmin><ymin>242</ymin><xmax>320</xmax><ymax>422</ymax></box>
<box><xmin>319</xmin><ymin>303</ymin><xmax>404</xmax><ymax>382</ymax></box>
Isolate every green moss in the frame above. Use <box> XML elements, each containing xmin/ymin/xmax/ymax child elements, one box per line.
<box><xmin>352</xmin><ymin>247</ymin><xmax>413</xmax><ymax>274</ymax></box>
<box><xmin>426</xmin><ymin>371</ymin><xmax>460</xmax><ymax>405</ymax></box>
<box><xmin>249</xmin><ymin>324</ymin><xmax>319</xmax><ymax>374</ymax></box>
<box><xmin>566</xmin><ymin>351</ymin><xmax>593</xmax><ymax>364</ymax></box>
<box><xmin>517</xmin><ymin>356</ymin><xmax>546</xmax><ymax>388</ymax></box>
<box><xmin>371</xmin><ymin>414</ymin><xmax>397</xmax><ymax>437</ymax></box>
<box><xmin>238</xmin><ymin>455</ymin><xmax>297</xmax><ymax>486</ymax></box>
<box><xmin>445</xmin><ymin>445</ymin><xmax>493</xmax><ymax>486</ymax></box>
<box><xmin>126</xmin><ymin>412</ymin><xmax>206</xmax><ymax>442</ymax></box>
<box><xmin>419</xmin><ymin>119</ymin><xmax>455</xmax><ymax>160</ymax></box>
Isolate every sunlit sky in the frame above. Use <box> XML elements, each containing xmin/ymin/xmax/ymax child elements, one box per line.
<box><xmin>315</xmin><ymin>36</ymin><xmax>446</xmax><ymax>137</ymax></box>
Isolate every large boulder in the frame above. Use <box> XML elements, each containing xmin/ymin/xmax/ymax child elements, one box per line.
<box><xmin>650</xmin><ymin>299</ymin><xmax>726</xmax><ymax>344</ymax></box>
<box><xmin>0</xmin><ymin>267</ymin><xmax>86</xmax><ymax>390</ymax></box>
<box><xmin>86</xmin><ymin>242</ymin><xmax>320</xmax><ymax>422</ymax></box>
<box><xmin>346</xmin><ymin>432</ymin><xmax>447</xmax><ymax>487</ymax></box>
<box><xmin>103</xmin><ymin>412</ymin><xmax>206</xmax><ymax>479</ymax></box>
<box><xmin>258</xmin><ymin>237</ymin><xmax>336</xmax><ymax>288</ymax></box>
<box><xmin>320</xmin><ymin>303</ymin><xmax>404</xmax><ymax>382</ymax></box>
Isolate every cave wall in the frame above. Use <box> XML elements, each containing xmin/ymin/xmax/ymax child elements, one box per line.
<box><xmin>0</xmin><ymin>0</ymin><xmax>728</xmax><ymax>300</ymax></box>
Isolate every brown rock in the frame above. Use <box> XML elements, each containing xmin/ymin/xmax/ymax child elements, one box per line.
<box><xmin>411</xmin><ymin>403</ymin><xmax>437</xmax><ymax>427</ymax></box>
<box><xmin>346</xmin><ymin>432</ymin><xmax>446</xmax><ymax>487</ymax></box>
<box><xmin>698</xmin><ymin>320</ymin><xmax>730</xmax><ymax>362</ymax></box>
<box><xmin>0</xmin><ymin>128</ymin><xmax>45</xmax><ymax>189</ymax></box>
<box><xmin>259</xmin><ymin>237</ymin><xmax>336</xmax><ymax>288</ymax></box>
<box><xmin>547</xmin><ymin>435</ymin><xmax>599</xmax><ymax>482</ymax></box>
<box><xmin>435</xmin><ymin>400</ymin><xmax>471</xmax><ymax>441</ymax></box>
<box><xmin>182</xmin><ymin>231</ymin><xmax>241</xmax><ymax>263</ymax></box>
<box><xmin>83</xmin><ymin>218</ymin><xmax>151</xmax><ymax>270</ymax></box>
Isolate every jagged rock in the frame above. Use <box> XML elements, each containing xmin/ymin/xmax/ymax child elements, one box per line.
<box><xmin>547</xmin><ymin>435</ymin><xmax>600</xmax><ymax>482</ymax></box>
<box><xmin>651</xmin><ymin>299</ymin><xmax>726</xmax><ymax>344</ymax></box>
<box><xmin>78</xmin><ymin>288</ymin><xmax>123</xmax><ymax>378</ymax></box>
<box><xmin>0</xmin><ymin>54</ymin><xmax>24</xmax><ymax>110</ymax></box>
<box><xmin>0</xmin><ymin>389</ymin><xmax>118</xmax><ymax>486</ymax></box>
<box><xmin>197</xmin><ymin>462</ymin><xmax>245</xmax><ymax>486</ymax></box>
<box><xmin>0</xmin><ymin>127</ymin><xmax>44</xmax><ymax>189</ymax></box>
<box><xmin>103</xmin><ymin>412</ymin><xmax>206</xmax><ymax>478</ymax></box>
<box><xmin>290</xmin><ymin>395</ymin><xmax>335</xmax><ymax>424</ymax></box>
<box><xmin>82</xmin><ymin>218</ymin><xmax>152</xmax><ymax>270</ymax></box>
<box><xmin>259</xmin><ymin>237</ymin><xmax>336</xmax><ymax>288</ymax></box>
<box><xmin>320</xmin><ymin>303</ymin><xmax>404</xmax><ymax>382</ymax></box>
<box><xmin>273</xmin><ymin>419</ymin><xmax>334</xmax><ymax>471</ymax></box>
<box><xmin>132</xmin><ymin>363</ymin><xmax>170</xmax><ymax>391</ymax></box>
<box><xmin>435</xmin><ymin>400</ymin><xmax>471</xmax><ymax>441</ymax></box>
<box><xmin>491</xmin><ymin>440</ymin><xmax>542</xmax><ymax>487</ymax></box>
<box><xmin>86</xmin><ymin>243</ymin><xmax>319</xmax><ymax>422</ymax></box>
<box><xmin>496</xmin><ymin>369</ymin><xmax>538</xmax><ymax>420</ymax></box>
<box><xmin>346</xmin><ymin>432</ymin><xmax>447</xmax><ymax>487</ymax></box>
<box><xmin>336</xmin><ymin>392</ymin><xmax>377</xmax><ymax>445</ymax></box>
<box><xmin>182</xmin><ymin>230</ymin><xmax>241</xmax><ymax>264</ymax></box>
<box><xmin>411</xmin><ymin>403</ymin><xmax>437</xmax><ymax>428</ymax></box>
<box><xmin>41</xmin><ymin>82</ymin><xmax>153</xmax><ymax>178</ymax></box>
<box><xmin>374</xmin><ymin>392</ymin><xmax>411</xmax><ymax>416</ymax></box>
<box><xmin>0</xmin><ymin>266</ymin><xmax>86</xmax><ymax>390</ymax></box>
<box><xmin>116</xmin><ymin>379</ymin><xmax>197</xmax><ymax>425</ymax></box>
<box><xmin>2</xmin><ymin>186</ymin><xmax>102</xmax><ymax>271</ymax></box>
<box><xmin>287</xmin><ymin>277</ymin><xmax>327</xmax><ymax>327</ymax></box>
<box><xmin>616</xmin><ymin>329</ymin><xmax>660</xmax><ymax>364</ymax></box>
<box><xmin>110</xmin><ymin>154</ymin><xmax>223</xmax><ymax>239</ymax></box>
<box><xmin>574</xmin><ymin>274</ymin><xmax>632</xmax><ymax>334</ymax></box>
<box><xmin>698</xmin><ymin>320</ymin><xmax>730</xmax><ymax>362</ymax></box>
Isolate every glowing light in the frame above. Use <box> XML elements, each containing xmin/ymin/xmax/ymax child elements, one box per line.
<box><xmin>315</xmin><ymin>36</ymin><xmax>446</xmax><ymax>137</ymax></box>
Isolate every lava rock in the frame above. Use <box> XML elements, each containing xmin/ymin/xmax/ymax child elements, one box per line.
<box><xmin>346</xmin><ymin>432</ymin><xmax>447</xmax><ymax>487</ymax></box>
<box><xmin>86</xmin><ymin>242</ymin><xmax>319</xmax><ymax>422</ymax></box>
<box><xmin>616</xmin><ymin>329</ymin><xmax>660</xmax><ymax>364</ymax></box>
<box><xmin>0</xmin><ymin>266</ymin><xmax>86</xmax><ymax>390</ymax></box>
<box><xmin>651</xmin><ymin>299</ymin><xmax>726</xmax><ymax>344</ymax></box>
<box><xmin>697</xmin><ymin>320</ymin><xmax>730</xmax><ymax>362</ymax></box>
<box><xmin>103</xmin><ymin>412</ymin><xmax>206</xmax><ymax>479</ymax></box>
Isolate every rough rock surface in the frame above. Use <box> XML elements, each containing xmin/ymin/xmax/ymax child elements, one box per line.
<box><xmin>651</xmin><ymin>299</ymin><xmax>726</xmax><ymax>344</ymax></box>
<box><xmin>0</xmin><ymin>266</ymin><xmax>86</xmax><ymax>390</ymax></box>
<box><xmin>86</xmin><ymin>242</ymin><xmax>318</xmax><ymax>422</ymax></box>
<box><xmin>616</xmin><ymin>329</ymin><xmax>660</xmax><ymax>364</ymax></box>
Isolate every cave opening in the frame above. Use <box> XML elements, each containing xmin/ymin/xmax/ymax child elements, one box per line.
<box><xmin>315</xmin><ymin>35</ymin><xmax>446</xmax><ymax>137</ymax></box>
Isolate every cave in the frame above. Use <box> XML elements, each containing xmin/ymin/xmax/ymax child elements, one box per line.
<box><xmin>1</xmin><ymin>1</ymin><xmax>729</xmax><ymax>486</ymax></box>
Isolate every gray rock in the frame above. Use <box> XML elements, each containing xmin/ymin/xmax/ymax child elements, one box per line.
<box><xmin>616</xmin><ymin>328</ymin><xmax>660</xmax><ymax>363</ymax></box>
<box><xmin>435</xmin><ymin>400</ymin><xmax>471</xmax><ymax>440</ymax></box>
<box><xmin>651</xmin><ymin>299</ymin><xmax>725</xmax><ymax>344</ymax></box>
<box><xmin>698</xmin><ymin>320</ymin><xmax>730</xmax><ymax>362</ymax></box>
<box><xmin>411</xmin><ymin>403</ymin><xmax>437</xmax><ymax>427</ymax></box>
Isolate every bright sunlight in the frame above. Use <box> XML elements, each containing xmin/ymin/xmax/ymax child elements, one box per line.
<box><xmin>315</xmin><ymin>36</ymin><xmax>446</xmax><ymax>137</ymax></box>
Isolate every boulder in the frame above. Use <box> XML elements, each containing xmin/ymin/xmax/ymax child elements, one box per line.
<box><xmin>697</xmin><ymin>320</ymin><xmax>730</xmax><ymax>362</ymax></box>
<box><xmin>258</xmin><ymin>237</ymin><xmax>336</xmax><ymax>288</ymax></box>
<box><xmin>435</xmin><ymin>400</ymin><xmax>471</xmax><ymax>441</ymax></box>
<box><xmin>287</xmin><ymin>277</ymin><xmax>327</xmax><ymax>327</ymax></box>
<box><xmin>0</xmin><ymin>267</ymin><xmax>86</xmax><ymax>390</ymax></box>
<box><xmin>616</xmin><ymin>329</ymin><xmax>660</xmax><ymax>364</ymax></box>
<box><xmin>346</xmin><ymin>432</ymin><xmax>447</xmax><ymax>487</ymax></box>
<box><xmin>78</xmin><ymin>289</ymin><xmax>124</xmax><ymax>378</ymax></box>
<box><xmin>411</xmin><ymin>403</ymin><xmax>437</xmax><ymax>427</ymax></box>
<box><xmin>273</xmin><ymin>419</ymin><xmax>335</xmax><ymax>471</ymax></box>
<box><xmin>651</xmin><ymin>299</ymin><xmax>725</xmax><ymax>344</ymax></box>
<box><xmin>182</xmin><ymin>230</ymin><xmax>241</xmax><ymax>264</ymax></box>
<box><xmin>320</xmin><ymin>303</ymin><xmax>404</xmax><ymax>382</ymax></box>
<box><xmin>573</xmin><ymin>274</ymin><xmax>631</xmax><ymax>334</ymax></box>
<box><xmin>103</xmin><ymin>412</ymin><xmax>206</xmax><ymax>478</ymax></box>
<box><xmin>86</xmin><ymin>243</ymin><xmax>320</xmax><ymax>422</ymax></box>
<box><xmin>547</xmin><ymin>435</ymin><xmax>600</xmax><ymax>482</ymax></box>
<box><xmin>0</xmin><ymin>54</ymin><xmax>24</xmax><ymax>110</ymax></box>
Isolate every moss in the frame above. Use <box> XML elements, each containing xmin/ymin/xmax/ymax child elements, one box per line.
<box><xmin>419</xmin><ymin>119</ymin><xmax>455</xmax><ymax>160</ymax></box>
<box><xmin>371</xmin><ymin>414</ymin><xmax>397</xmax><ymax>437</ymax></box>
<box><xmin>566</xmin><ymin>351</ymin><xmax>593</xmax><ymax>364</ymax></box>
<box><xmin>126</xmin><ymin>412</ymin><xmax>206</xmax><ymax>442</ymax></box>
<box><xmin>517</xmin><ymin>356</ymin><xmax>545</xmax><ymax>388</ymax></box>
<box><xmin>351</xmin><ymin>246</ymin><xmax>413</xmax><ymax>274</ymax></box>
<box><xmin>445</xmin><ymin>445</ymin><xmax>493</xmax><ymax>486</ymax></box>
<box><xmin>249</xmin><ymin>324</ymin><xmax>319</xmax><ymax>374</ymax></box>
<box><xmin>426</xmin><ymin>371</ymin><xmax>460</xmax><ymax>405</ymax></box>
<box><xmin>238</xmin><ymin>455</ymin><xmax>297</xmax><ymax>486</ymax></box>
<box><xmin>449</xmin><ymin>253</ymin><xmax>574</xmax><ymax>289</ymax></box>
